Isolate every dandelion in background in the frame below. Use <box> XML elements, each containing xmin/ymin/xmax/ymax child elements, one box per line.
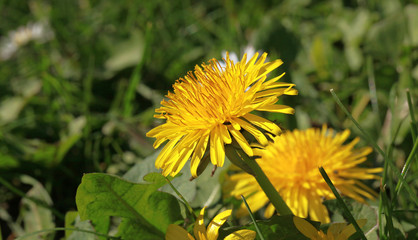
<box><xmin>147</xmin><ymin>52</ymin><xmax>297</xmax><ymax>177</ymax></box>
<box><xmin>165</xmin><ymin>208</ymin><xmax>256</xmax><ymax>240</ymax></box>
<box><xmin>0</xmin><ymin>21</ymin><xmax>54</xmax><ymax>61</ymax></box>
<box><xmin>293</xmin><ymin>216</ymin><xmax>367</xmax><ymax>240</ymax></box>
<box><xmin>224</xmin><ymin>126</ymin><xmax>382</xmax><ymax>223</ymax></box>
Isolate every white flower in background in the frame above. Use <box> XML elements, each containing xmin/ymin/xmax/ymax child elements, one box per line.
<box><xmin>0</xmin><ymin>21</ymin><xmax>54</xmax><ymax>61</ymax></box>
<box><xmin>221</xmin><ymin>45</ymin><xmax>264</xmax><ymax>66</ymax></box>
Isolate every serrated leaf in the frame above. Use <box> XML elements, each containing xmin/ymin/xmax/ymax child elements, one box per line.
<box><xmin>324</xmin><ymin>198</ymin><xmax>379</xmax><ymax>238</ymax></box>
<box><xmin>65</xmin><ymin>211</ymin><xmax>96</xmax><ymax>240</ymax></box>
<box><xmin>76</xmin><ymin>173</ymin><xmax>182</xmax><ymax>239</ymax></box>
<box><xmin>65</xmin><ymin>211</ymin><xmax>79</xmax><ymax>238</ymax></box>
<box><xmin>123</xmin><ymin>151</ymin><xmax>197</xmax><ymax>203</ymax></box>
<box><xmin>124</xmin><ymin>149</ymin><xmax>226</xmax><ymax>208</ymax></box>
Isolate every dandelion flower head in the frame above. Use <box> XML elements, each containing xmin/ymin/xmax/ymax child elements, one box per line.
<box><xmin>293</xmin><ymin>216</ymin><xmax>367</xmax><ymax>240</ymax></box>
<box><xmin>224</xmin><ymin>126</ymin><xmax>382</xmax><ymax>222</ymax></box>
<box><xmin>147</xmin><ymin>52</ymin><xmax>297</xmax><ymax>177</ymax></box>
<box><xmin>165</xmin><ymin>208</ymin><xmax>256</xmax><ymax>240</ymax></box>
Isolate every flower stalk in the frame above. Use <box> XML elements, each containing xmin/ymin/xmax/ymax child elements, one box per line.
<box><xmin>225</xmin><ymin>144</ymin><xmax>292</xmax><ymax>216</ymax></box>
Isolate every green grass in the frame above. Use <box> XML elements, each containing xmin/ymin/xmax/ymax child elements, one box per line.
<box><xmin>0</xmin><ymin>0</ymin><xmax>417</xmax><ymax>239</ymax></box>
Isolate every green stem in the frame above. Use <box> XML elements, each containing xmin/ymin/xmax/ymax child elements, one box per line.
<box><xmin>164</xmin><ymin>177</ymin><xmax>197</xmax><ymax>221</ymax></box>
<box><xmin>225</xmin><ymin>145</ymin><xmax>292</xmax><ymax>215</ymax></box>
<box><xmin>319</xmin><ymin>167</ymin><xmax>367</xmax><ymax>240</ymax></box>
<box><xmin>241</xmin><ymin>195</ymin><xmax>265</xmax><ymax>240</ymax></box>
<box><xmin>406</xmin><ymin>89</ymin><xmax>417</xmax><ymax>129</ymax></box>
<box><xmin>395</xmin><ymin>137</ymin><xmax>418</xmax><ymax>195</ymax></box>
<box><xmin>330</xmin><ymin>89</ymin><xmax>385</xmax><ymax>157</ymax></box>
<box><xmin>406</xmin><ymin>89</ymin><xmax>418</xmax><ymax>171</ymax></box>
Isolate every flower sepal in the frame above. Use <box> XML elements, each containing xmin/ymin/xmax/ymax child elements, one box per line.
<box><xmin>225</xmin><ymin>144</ymin><xmax>255</xmax><ymax>176</ymax></box>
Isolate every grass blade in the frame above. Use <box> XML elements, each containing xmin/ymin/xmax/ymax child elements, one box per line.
<box><xmin>330</xmin><ymin>89</ymin><xmax>416</xmax><ymax>204</ymax></box>
<box><xmin>395</xmin><ymin>138</ymin><xmax>418</xmax><ymax>195</ymax></box>
<box><xmin>406</xmin><ymin>89</ymin><xmax>417</xmax><ymax>132</ymax></box>
<box><xmin>319</xmin><ymin>167</ymin><xmax>367</xmax><ymax>240</ymax></box>
<box><xmin>241</xmin><ymin>195</ymin><xmax>265</xmax><ymax>240</ymax></box>
<box><xmin>330</xmin><ymin>89</ymin><xmax>385</xmax><ymax>157</ymax></box>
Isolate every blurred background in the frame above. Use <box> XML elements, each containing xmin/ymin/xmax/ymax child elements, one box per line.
<box><xmin>0</xmin><ymin>0</ymin><xmax>417</xmax><ymax>238</ymax></box>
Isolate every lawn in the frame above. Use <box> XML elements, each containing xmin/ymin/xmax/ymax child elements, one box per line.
<box><xmin>0</xmin><ymin>0</ymin><xmax>417</xmax><ymax>239</ymax></box>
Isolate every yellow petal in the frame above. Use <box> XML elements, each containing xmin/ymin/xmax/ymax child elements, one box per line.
<box><xmin>155</xmin><ymin>134</ymin><xmax>183</xmax><ymax>169</ymax></box>
<box><xmin>336</xmin><ymin>219</ymin><xmax>367</xmax><ymax>240</ymax></box>
<box><xmin>327</xmin><ymin>223</ymin><xmax>347</xmax><ymax>236</ymax></box>
<box><xmin>242</xmin><ymin>113</ymin><xmax>281</xmax><ymax>135</ymax></box>
<box><xmin>262</xmin><ymin>74</ymin><xmax>287</xmax><ymax>87</ymax></box>
<box><xmin>210</xmin><ymin>126</ymin><xmax>225</xmax><ymax>167</ymax></box>
<box><xmin>207</xmin><ymin>210</ymin><xmax>232</xmax><ymax>240</ymax></box>
<box><xmin>307</xmin><ymin>191</ymin><xmax>330</xmax><ymax>223</ymax></box>
<box><xmin>293</xmin><ymin>216</ymin><xmax>319</xmax><ymax>239</ymax></box>
<box><xmin>228</xmin><ymin>126</ymin><xmax>253</xmax><ymax>156</ymax></box>
<box><xmin>150</xmin><ymin>125</ymin><xmax>186</xmax><ymax>148</ymax></box>
<box><xmin>284</xmin><ymin>87</ymin><xmax>298</xmax><ymax>95</ymax></box>
<box><xmin>263</xmin><ymin>79</ymin><xmax>293</xmax><ymax>89</ymax></box>
<box><xmin>163</xmin><ymin>133</ymin><xmax>200</xmax><ymax>176</ymax></box>
<box><xmin>146</xmin><ymin>124</ymin><xmax>165</xmax><ymax>138</ymax></box>
<box><xmin>219</xmin><ymin>124</ymin><xmax>232</xmax><ymax>144</ymax></box>
<box><xmin>165</xmin><ymin>224</ymin><xmax>195</xmax><ymax>240</ymax></box>
<box><xmin>194</xmin><ymin>208</ymin><xmax>207</xmax><ymax>239</ymax></box>
<box><xmin>257</xmin><ymin>104</ymin><xmax>295</xmax><ymax>114</ymax></box>
<box><xmin>254</xmin><ymin>89</ymin><xmax>288</xmax><ymax>99</ymax></box>
<box><xmin>263</xmin><ymin>203</ymin><xmax>275</xmax><ymax>218</ymax></box>
<box><xmin>298</xmin><ymin>188</ymin><xmax>309</xmax><ymax>218</ymax></box>
<box><xmin>224</xmin><ymin>229</ymin><xmax>256</xmax><ymax>240</ymax></box>
<box><xmin>257</xmin><ymin>59</ymin><xmax>283</xmax><ymax>79</ymax></box>
<box><xmin>163</xmin><ymin>140</ymin><xmax>197</xmax><ymax>177</ymax></box>
<box><xmin>237</xmin><ymin>191</ymin><xmax>269</xmax><ymax>217</ymax></box>
<box><xmin>244</xmin><ymin>52</ymin><xmax>259</xmax><ymax>71</ymax></box>
<box><xmin>231</xmin><ymin>118</ymin><xmax>268</xmax><ymax>146</ymax></box>
<box><xmin>190</xmin><ymin>132</ymin><xmax>210</xmax><ymax>178</ymax></box>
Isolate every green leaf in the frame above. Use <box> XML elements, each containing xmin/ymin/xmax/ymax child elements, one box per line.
<box><xmin>123</xmin><ymin>151</ymin><xmax>197</xmax><ymax>204</ymax></box>
<box><xmin>324</xmin><ymin>199</ymin><xmax>379</xmax><ymax>239</ymax></box>
<box><xmin>124</xmin><ymin>150</ymin><xmax>224</xmax><ymax>208</ymax></box>
<box><xmin>20</xmin><ymin>175</ymin><xmax>55</xmax><ymax>240</ymax></box>
<box><xmin>65</xmin><ymin>211</ymin><xmax>79</xmax><ymax>238</ymax></box>
<box><xmin>65</xmin><ymin>211</ymin><xmax>96</xmax><ymax>240</ymax></box>
<box><xmin>76</xmin><ymin>173</ymin><xmax>182</xmax><ymax>239</ymax></box>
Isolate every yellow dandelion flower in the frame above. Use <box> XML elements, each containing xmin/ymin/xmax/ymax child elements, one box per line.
<box><xmin>293</xmin><ymin>216</ymin><xmax>367</xmax><ymax>240</ymax></box>
<box><xmin>224</xmin><ymin>126</ymin><xmax>382</xmax><ymax>223</ymax></box>
<box><xmin>147</xmin><ymin>52</ymin><xmax>297</xmax><ymax>177</ymax></box>
<box><xmin>165</xmin><ymin>208</ymin><xmax>256</xmax><ymax>240</ymax></box>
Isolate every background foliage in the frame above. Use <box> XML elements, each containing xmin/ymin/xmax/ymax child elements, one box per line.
<box><xmin>0</xmin><ymin>0</ymin><xmax>417</xmax><ymax>239</ymax></box>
